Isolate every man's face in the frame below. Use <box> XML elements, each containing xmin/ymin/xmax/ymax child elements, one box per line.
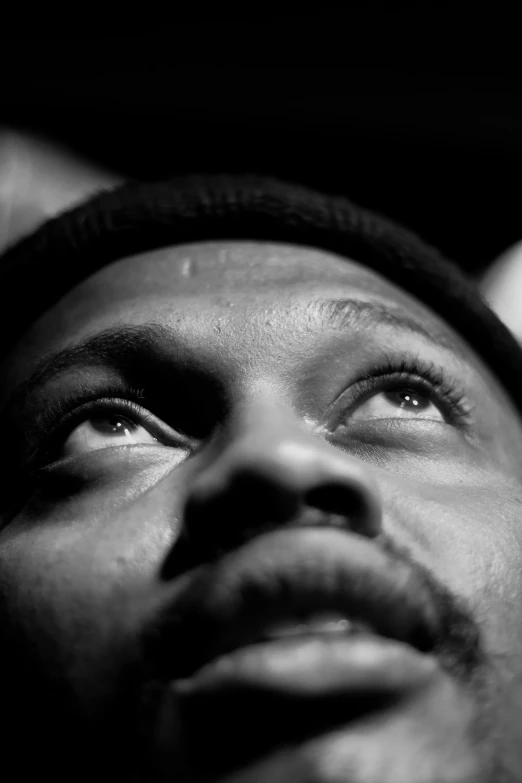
<box><xmin>1</xmin><ymin>241</ymin><xmax>522</xmax><ymax>783</ymax></box>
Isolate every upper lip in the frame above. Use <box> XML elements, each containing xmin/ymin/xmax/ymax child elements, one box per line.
<box><xmin>144</xmin><ymin>527</ymin><xmax>441</xmax><ymax>681</ymax></box>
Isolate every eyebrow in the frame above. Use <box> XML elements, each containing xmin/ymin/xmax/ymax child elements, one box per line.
<box><xmin>1</xmin><ymin>324</ymin><xmax>171</xmax><ymax>419</ymax></box>
<box><xmin>2</xmin><ymin>298</ymin><xmax>465</xmax><ymax>418</ymax></box>
<box><xmin>312</xmin><ymin>297</ymin><xmax>463</xmax><ymax>353</ymax></box>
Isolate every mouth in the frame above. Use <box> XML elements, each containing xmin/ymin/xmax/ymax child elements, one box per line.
<box><xmin>149</xmin><ymin>527</ymin><xmax>440</xmax><ymax>678</ymax></box>
<box><xmin>146</xmin><ymin>527</ymin><xmax>443</xmax><ymax>775</ymax></box>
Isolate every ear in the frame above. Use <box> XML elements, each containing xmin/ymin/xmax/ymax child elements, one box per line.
<box><xmin>0</xmin><ymin>128</ymin><xmax>121</xmax><ymax>253</ymax></box>
<box><xmin>480</xmin><ymin>243</ymin><xmax>522</xmax><ymax>343</ymax></box>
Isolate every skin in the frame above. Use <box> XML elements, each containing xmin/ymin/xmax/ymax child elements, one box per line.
<box><xmin>1</xmin><ymin>241</ymin><xmax>522</xmax><ymax>782</ymax></box>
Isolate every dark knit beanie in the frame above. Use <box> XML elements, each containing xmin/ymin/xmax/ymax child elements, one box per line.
<box><xmin>1</xmin><ymin>174</ymin><xmax>521</xmax><ymax>413</ymax></box>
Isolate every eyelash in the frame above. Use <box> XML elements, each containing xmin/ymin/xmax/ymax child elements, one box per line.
<box><xmin>29</xmin><ymin>385</ymin><xmax>163</xmax><ymax>469</ymax></box>
<box><xmin>337</xmin><ymin>356</ymin><xmax>471</xmax><ymax>426</ymax></box>
<box><xmin>26</xmin><ymin>356</ymin><xmax>470</xmax><ymax>471</ymax></box>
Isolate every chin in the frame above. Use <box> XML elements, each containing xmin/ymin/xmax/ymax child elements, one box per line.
<box><xmin>203</xmin><ymin>728</ymin><xmax>483</xmax><ymax>783</ymax></box>
<box><xmin>147</xmin><ymin>663</ymin><xmax>486</xmax><ymax>783</ymax></box>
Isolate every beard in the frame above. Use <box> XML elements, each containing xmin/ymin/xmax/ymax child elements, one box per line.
<box><xmin>0</xmin><ymin>527</ymin><xmax>508</xmax><ymax>783</ymax></box>
<box><xmin>126</xmin><ymin>529</ymin><xmax>499</xmax><ymax>782</ymax></box>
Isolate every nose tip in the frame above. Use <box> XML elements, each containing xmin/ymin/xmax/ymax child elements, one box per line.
<box><xmin>182</xmin><ymin>412</ymin><xmax>382</xmax><ymax>557</ymax></box>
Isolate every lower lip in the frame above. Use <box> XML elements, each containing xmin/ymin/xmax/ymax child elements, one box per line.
<box><xmin>174</xmin><ymin>633</ymin><xmax>437</xmax><ymax>698</ymax></box>
<box><xmin>154</xmin><ymin>635</ymin><xmax>438</xmax><ymax>777</ymax></box>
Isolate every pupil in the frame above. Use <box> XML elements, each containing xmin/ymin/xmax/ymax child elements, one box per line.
<box><xmin>92</xmin><ymin>415</ymin><xmax>134</xmax><ymax>435</ymax></box>
<box><xmin>386</xmin><ymin>389</ymin><xmax>428</xmax><ymax>410</ymax></box>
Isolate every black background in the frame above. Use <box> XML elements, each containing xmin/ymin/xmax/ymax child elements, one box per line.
<box><xmin>2</xmin><ymin>9</ymin><xmax>521</xmax><ymax>274</ymax></box>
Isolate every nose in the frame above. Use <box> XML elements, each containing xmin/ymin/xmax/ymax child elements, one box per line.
<box><xmin>182</xmin><ymin>396</ymin><xmax>382</xmax><ymax>557</ymax></box>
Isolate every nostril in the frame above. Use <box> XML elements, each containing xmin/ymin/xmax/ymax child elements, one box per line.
<box><xmin>184</xmin><ymin>466</ymin><xmax>302</xmax><ymax>535</ymax></box>
<box><xmin>306</xmin><ymin>483</ymin><xmax>381</xmax><ymax>538</ymax></box>
<box><xmin>179</xmin><ymin>467</ymin><xmax>304</xmax><ymax>564</ymax></box>
<box><xmin>230</xmin><ymin>469</ymin><xmax>301</xmax><ymax>524</ymax></box>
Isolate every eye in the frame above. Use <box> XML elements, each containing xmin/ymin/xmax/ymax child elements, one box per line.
<box><xmin>350</xmin><ymin>386</ymin><xmax>445</xmax><ymax>423</ymax></box>
<box><xmin>62</xmin><ymin>412</ymin><xmax>158</xmax><ymax>457</ymax></box>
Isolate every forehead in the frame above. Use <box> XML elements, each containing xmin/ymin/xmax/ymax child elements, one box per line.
<box><xmin>8</xmin><ymin>241</ymin><xmax>470</xmax><ymax>360</ymax></box>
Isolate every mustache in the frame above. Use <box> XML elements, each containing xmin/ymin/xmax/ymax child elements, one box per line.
<box><xmin>377</xmin><ymin>532</ymin><xmax>485</xmax><ymax>682</ymax></box>
<box><xmin>140</xmin><ymin>523</ymin><xmax>486</xmax><ymax>687</ymax></box>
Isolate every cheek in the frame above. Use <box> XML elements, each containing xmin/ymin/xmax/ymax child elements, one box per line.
<box><xmin>22</xmin><ymin>445</ymin><xmax>183</xmax><ymax>514</ymax></box>
<box><xmin>0</xmin><ymin>461</ymin><xmax>188</xmax><ymax>707</ymax></box>
<box><xmin>383</xmin><ymin>478</ymin><xmax>522</xmax><ymax>661</ymax></box>
<box><xmin>0</xmin><ymin>526</ymin><xmax>139</xmax><ymax>675</ymax></box>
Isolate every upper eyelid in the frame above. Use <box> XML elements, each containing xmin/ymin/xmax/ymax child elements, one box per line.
<box><xmin>362</xmin><ymin>376</ymin><xmax>459</xmax><ymax>409</ymax></box>
<box><xmin>328</xmin><ymin>370</ymin><xmax>470</xmax><ymax>431</ymax></box>
<box><xmin>352</xmin><ymin>387</ymin><xmax>443</xmax><ymax>418</ymax></box>
<box><xmin>356</xmin><ymin>374</ymin><xmax>452</xmax><ymax>405</ymax></box>
<box><xmin>33</xmin><ymin>388</ymin><xmax>153</xmax><ymax>438</ymax></box>
<box><xmin>39</xmin><ymin>398</ymin><xmax>189</xmax><ymax>466</ymax></box>
<box><xmin>60</xmin><ymin>399</ymin><xmax>168</xmax><ymax>438</ymax></box>
<box><xmin>66</xmin><ymin>402</ymin><xmax>154</xmax><ymax>431</ymax></box>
